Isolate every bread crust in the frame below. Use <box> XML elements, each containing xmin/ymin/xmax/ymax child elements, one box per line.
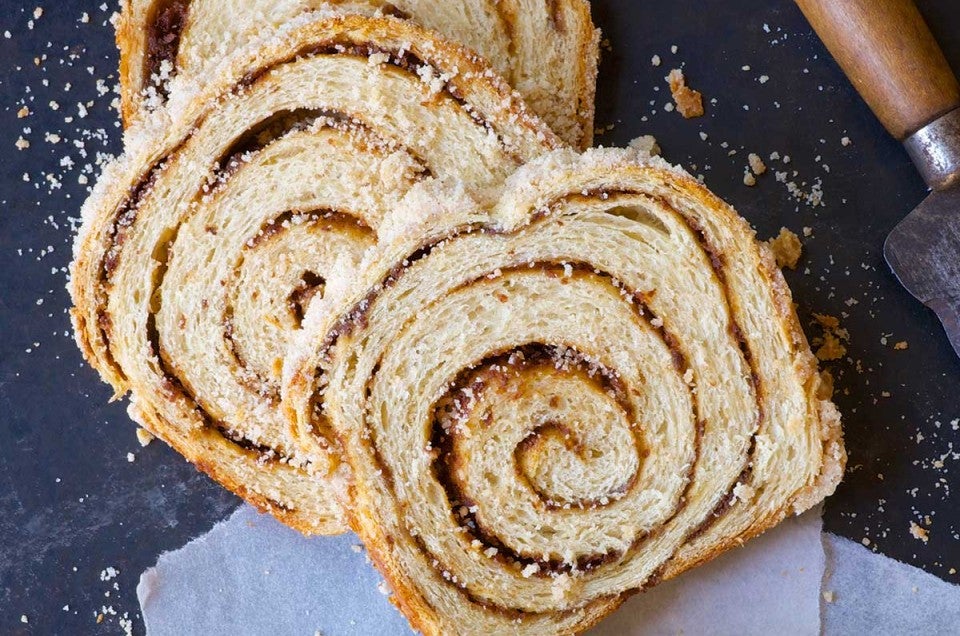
<box><xmin>72</xmin><ymin>14</ymin><xmax>560</xmax><ymax>535</ymax></box>
<box><xmin>283</xmin><ymin>146</ymin><xmax>845</xmax><ymax>633</ymax></box>
<box><xmin>116</xmin><ymin>0</ymin><xmax>599</xmax><ymax>148</ymax></box>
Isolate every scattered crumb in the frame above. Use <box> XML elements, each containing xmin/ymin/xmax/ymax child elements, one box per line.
<box><xmin>909</xmin><ymin>521</ymin><xmax>930</xmax><ymax>543</ymax></box>
<box><xmin>651</xmin><ymin>54</ymin><xmax>661</xmax><ymax>67</ymax></box>
<box><xmin>628</xmin><ymin>135</ymin><xmax>661</xmax><ymax>157</ymax></box>
<box><xmin>822</xmin><ymin>591</ymin><xmax>835</xmax><ymax>603</ymax></box>
<box><xmin>767</xmin><ymin>227</ymin><xmax>803</xmax><ymax>269</ymax></box>
<box><xmin>743</xmin><ymin>170</ymin><xmax>757</xmax><ymax>187</ymax></box>
<box><xmin>841</xmin><ymin>136</ymin><xmax>852</xmax><ymax>146</ymax></box>
<box><xmin>812</xmin><ymin>314</ymin><xmax>849</xmax><ymax>361</ymax></box>
<box><xmin>136</xmin><ymin>427</ymin><xmax>155</xmax><ymax>446</ymax></box>
<box><xmin>748</xmin><ymin>153</ymin><xmax>767</xmax><ymax>175</ymax></box>
<box><xmin>17</xmin><ymin>106</ymin><xmax>30</xmax><ymax>118</ymax></box>
<box><xmin>666</xmin><ymin>69</ymin><xmax>704</xmax><ymax>118</ymax></box>
<box><xmin>20</xmin><ymin>615</ymin><xmax>28</xmax><ymax>624</ymax></box>
<box><xmin>894</xmin><ymin>341</ymin><xmax>909</xmax><ymax>350</ymax></box>
<box><xmin>126</xmin><ymin>452</ymin><xmax>135</xmax><ymax>463</ymax></box>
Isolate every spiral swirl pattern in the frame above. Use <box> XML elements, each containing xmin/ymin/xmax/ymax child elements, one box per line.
<box><xmin>285</xmin><ymin>147</ymin><xmax>845</xmax><ymax>633</ymax></box>
<box><xmin>70</xmin><ymin>15</ymin><xmax>560</xmax><ymax>534</ymax></box>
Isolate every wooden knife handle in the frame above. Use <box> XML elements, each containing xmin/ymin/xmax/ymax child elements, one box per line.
<box><xmin>795</xmin><ymin>0</ymin><xmax>960</xmax><ymax>140</ymax></box>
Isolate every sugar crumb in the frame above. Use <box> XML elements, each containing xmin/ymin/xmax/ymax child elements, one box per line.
<box><xmin>767</xmin><ymin>228</ymin><xmax>803</xmax><ymax>269</ymax></box>
<box><xmin>666</xmin><ymin>69</ymin><xmax>704</xmax><ymax>118</ymax></box>
<box><xmin>909</xmin><ymin>521</ymin><xmax>930</xmax><ymax>543</ymax></box>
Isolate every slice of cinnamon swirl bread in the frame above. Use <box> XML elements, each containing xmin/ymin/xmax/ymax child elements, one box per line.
<box><xmin>283</xmin><ymin>146</ymin><xmax>845</xmax><ymax>633</ymax></box>
<box><xmin>71</xmin><ymin>14</ymin><xmax>561</xmax><ymax>535</ymax></box>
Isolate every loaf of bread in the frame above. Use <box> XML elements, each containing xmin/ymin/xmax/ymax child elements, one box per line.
<box><xmin>70</xmin><ymin>14</ymin><xmax>561</xmax><ymax>535</ymax></box>
<box><xmin>117</xmin><ymin>0</ymin><xmax>598</xmax><ymax>147</ymax></box>
<box><xmin>283</xmin><ymin>146</ymin><xmax>845</xmax><ymax>634</ymax></box>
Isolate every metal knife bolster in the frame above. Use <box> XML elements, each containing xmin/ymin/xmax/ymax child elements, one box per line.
<box><xmin>904</xmin><ymin>107</ymin><xmax>960</xmax><ymax>191</ymax></box>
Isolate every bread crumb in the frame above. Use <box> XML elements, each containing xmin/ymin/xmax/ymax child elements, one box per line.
<box><xmin>816</xmin><ymin>334</ymin><xmax>846</xmax><ymax>361</ymax></box>
<box><xmin>822</xmin><ymin>591</ymin><xmax>835</xmax><ymax>603</ymax></box>
<box><xmin>628</xmin><ymin>135</ymin><xmax>661</xmax><ymax>157</ymax></box>
<box><xmin>651</xmin><ymin>54</ymin><xmax>661</xmax><ymax>67</ymax></box>
<box><xmin>126</xmin><ymin>452</ymin><xmax>135</xmax><ymax>463</ymax></box>
<box><xmin>666</xmin><ymin>69</ymin><xmax>704</xmax><ymax>118</ymax></box>
<box><xmin>20</xmin><ymin>615</ymin><xmax>28</xmax><ymax>624</ymax></box>
<box><xmin>894</xmin><ymin>341</ymin><xmax>909</xmax><ymax>350</ymax></box>
<box><xmin>748</xmin><ymin>153</ymin><xmax>767</xmax><ymax>175</ymax></box>
<box><xmin>743</xmin><ymin>170</ymin><xmax>757</xmax><ymax>187</ymax></box>
<box><xmin>767</xmin><ymin>227</ymin><xmax>803</xmax><ymax>269</ymax></box>
<box><xmin>812</xmin><ymin>314</ymin><xmax>849</xmax><ymax>361</ymax></box>
<box><xmin>15</xmin><ymin>136</ymin><xmax>30</xmax><ymax>150</ymax></box>
<box><xmin>135</xmin><ymin>427</ymin><xmax>154</xmax><ymax>446</ymax></box>
<box><xmin>909</xmin><ymin>521</ymin><xmax>930</xmax><ymax>543</ymax></box>
<box><xmin>17</xmin><ymin>106</ymin><xmax>30</xmax><ymax>118</ymax></box>
<box><xmin>841</xmin><ymin>136</ymin><xmax>852</xmax><ymax>146</ymax></box>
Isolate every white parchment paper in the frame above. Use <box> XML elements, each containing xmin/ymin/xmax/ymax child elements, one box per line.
<box><xmin>138</xmin><ymin>506</ymin><xmax>411</xmax><ymax>635</ymax></box>
<box><xmin>821</xmin><ymin>534</ymin><xmax>960</xmax><ymax>635</ymax></box>
<box><xmin>138</xmin><ymin>505</ymin><xmax>828</xmax><ymax>635</ymax></box>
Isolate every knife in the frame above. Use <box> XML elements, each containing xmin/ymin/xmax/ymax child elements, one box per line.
<box><xmin>795</xmin><ymin>0</ymin><xmax>960</xmax><ymax>358</ymax></box>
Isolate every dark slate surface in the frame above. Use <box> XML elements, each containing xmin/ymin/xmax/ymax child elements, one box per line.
<box><xmin>0</xmin><ymin>1</ymin><xmax>957</xmax><ymax>634</ymax></box>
